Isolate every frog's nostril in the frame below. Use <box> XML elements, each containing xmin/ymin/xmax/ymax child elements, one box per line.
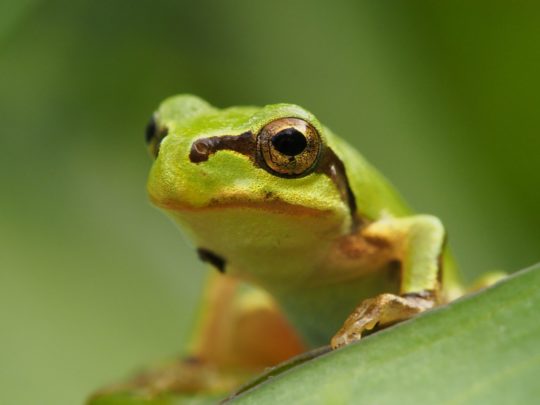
<box><xmin>190</xmin><ymin>139</ymin><xmax>213</xmax><ymax>163</ymax></box>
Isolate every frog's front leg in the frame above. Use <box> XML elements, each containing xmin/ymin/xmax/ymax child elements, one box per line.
<box><xmin>331</xmin><ymin>215</ymin><xmax>445</xmax><ymax>349</ymax></box>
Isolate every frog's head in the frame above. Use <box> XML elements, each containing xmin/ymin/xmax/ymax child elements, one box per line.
<box><xmin>146</xmin><ymin>95</ymin><xmax>356</xmax><ymax>285</ymax></box>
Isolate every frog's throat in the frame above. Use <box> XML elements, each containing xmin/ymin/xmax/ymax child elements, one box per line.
<box><xmin>187</xmin><ymin>131</ymin><xmax>360</xmax><ymax>230</ymax></box>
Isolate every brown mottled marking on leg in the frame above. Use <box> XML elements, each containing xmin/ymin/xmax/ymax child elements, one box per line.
<box><xmin>337</xmin><ymin>233</ymin><xmax>393</xmax><ymax>260</ymax></box>
<box><xmin>364</xmin><ymin>234</ymin><xmax>393</xmax><ymax>249</ymax></box>
<box><xmin>331</xmin><ymin>292</ymin><xmax>436</xmax><ymax>349</ymax></box>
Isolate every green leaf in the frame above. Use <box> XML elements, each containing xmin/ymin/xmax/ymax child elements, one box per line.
<box><xmin>226</xmin><ymin>264</ymin><xmax>540</xmax><ymax>404</ymax></box>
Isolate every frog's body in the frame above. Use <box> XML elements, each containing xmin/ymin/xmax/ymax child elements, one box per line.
<box><xmin>140</xmin><ymin>94</ymin><xmax>467</xmax><ymax>396</ymax></box>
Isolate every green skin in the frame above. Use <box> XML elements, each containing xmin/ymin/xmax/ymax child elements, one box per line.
<box><xmin>147</xmin><ymin>95</ymin><xmax>463</xmax><ymax>348</ymax></box>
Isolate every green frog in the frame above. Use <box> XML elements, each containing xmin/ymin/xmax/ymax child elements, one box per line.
<box><xmin>93</xmin><ymin>94</ymin><xmax>503</xmax><ymax>401</ymax></box>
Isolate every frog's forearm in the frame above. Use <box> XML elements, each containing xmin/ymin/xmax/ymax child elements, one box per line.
<box><xmin>330</xmin><ymin>215</ymin><xmax>445</xmax><ymax>348</ymax></box>
<box><xmin>363</xmin><ymin>215</ymin><xmax>445</xmax><ymax>296</ymax></box>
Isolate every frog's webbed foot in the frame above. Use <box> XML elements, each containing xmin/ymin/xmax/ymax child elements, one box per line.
<box><xmin>331</xmin><ymin>293</ymin><xmax>435</xmax><ymax>349</ymax></box>
<box><xmin>129</xmin><ymin>357</ymin><xmax>247</xmax><ymax>395</ymax></box>
<box><xmin>89</xmin><ymin>357</ymin><xmax>251</xmax><ymax>402</ymax></box>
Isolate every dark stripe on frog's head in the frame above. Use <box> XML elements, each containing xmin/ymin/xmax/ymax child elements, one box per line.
<box><xmin>197</xmin><ymin>247</ymin><xmax>227</xmax><ymax>273</ymax></box>
<box><xmin>188</xmin><ymin>130</ymin><xmax>359</xmax><ymax>230</ymax></box>
<box><xmin>317</xmin><ymin>147</ymin><xmax>359</xmax><ymax>230</ymax></box>
<box><xmin>190</xmin><ymin>131</ymin><xmax>256</xmax><ymax>164</ymax></box>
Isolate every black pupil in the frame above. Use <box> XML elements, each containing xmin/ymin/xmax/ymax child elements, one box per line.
<box><xmin>145</xmin><ymin>116</ymin><xmax>157</xmax><ymax>144</ymax></box>
<box><xmin>271</xmin><ymin>128</ymin><xmax>307</xmax><ymax>156</ymax></box>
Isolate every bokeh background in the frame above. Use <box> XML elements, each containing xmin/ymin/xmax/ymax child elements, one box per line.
<box><xmin>1</xmin><ymin>1</ymin><xmax>539</xmax><ymax>404</ymax></box>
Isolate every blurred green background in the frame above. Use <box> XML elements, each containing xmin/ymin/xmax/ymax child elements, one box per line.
<box><xmin>1</xmin><ymin>1</ymin><xmax>539</xmax><ymax>404</ymax></box>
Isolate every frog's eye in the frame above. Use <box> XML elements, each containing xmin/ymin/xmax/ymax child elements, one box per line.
<box><xmin>257</xmin><ymin>118</ymin><xmax>321</xmax><ymax>177</ymax></box>
<box><xmin>145</xmin><ymin>114</ymin><xmax>168</xmax><ymax>158</ymax></box>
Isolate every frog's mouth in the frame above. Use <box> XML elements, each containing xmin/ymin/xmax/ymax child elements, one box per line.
<box><xmin>150</xmin><ymin>193</ymin><xmax>333</xmax><ymax>218</ymax></box>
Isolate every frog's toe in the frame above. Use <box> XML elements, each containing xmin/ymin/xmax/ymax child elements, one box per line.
<box><xmin>331</xmin><ymin>293</ymin><xmax>435</xmax><ymax>349</ymax></box>
<box><xmin>330</xmin><ymin>295</ymin><xmax>388</xmax><ymax>349</ymax></box>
